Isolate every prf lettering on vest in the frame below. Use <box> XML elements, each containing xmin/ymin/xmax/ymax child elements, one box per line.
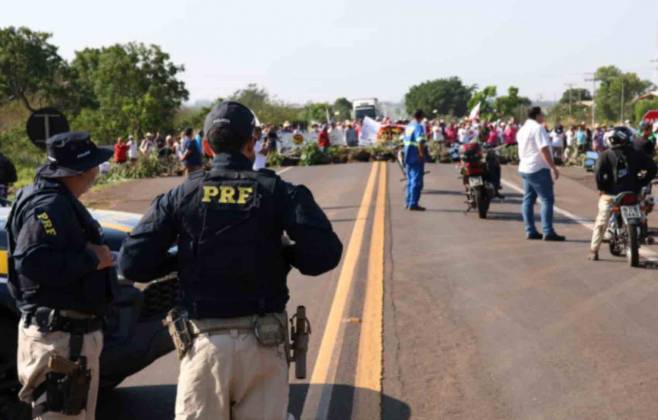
<box><xmin>202</xmin><ymin>185</ymin><xmax>254</xmax><ymax>205</ymax></box>
<box><xmin>36</xmin><ymin>212</ymin><xmax>57</xmax><ymax>236</ymax></box>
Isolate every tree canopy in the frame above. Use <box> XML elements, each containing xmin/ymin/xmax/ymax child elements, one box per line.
<box><xmin>0</xmin><ymin>26</ymin><xmax>76</xmax><ymax>112</ymax></box>
<box><xmin>404</xmin><ymin>77</ymin><xmax>475</xmax><ymax>117</ymax></box>
<box><xmin>594</xmin><ymin>65</ymin><xmax>652</xmax><ymax>122</ymax></box>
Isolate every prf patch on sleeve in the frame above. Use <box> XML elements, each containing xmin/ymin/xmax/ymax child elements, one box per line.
<box><xmin>36</xmin><ymin>212</ymin><xmax>57</xmax><ymax>236</ymax></box>
<box><xmin>201</xmin><ymin>180</ymin><xmax>259</xmax><ymax>210</ymax></box>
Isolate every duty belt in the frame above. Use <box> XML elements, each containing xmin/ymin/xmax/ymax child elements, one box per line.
<box><xmin>22</xmin><ymin>308</ymin><xmax>102</xmax><ymax>335</ymax></box>
<box><xmin>189</xmin><ymin>313</ymin><xmax>287</xmax><ymax>336</ymax></box>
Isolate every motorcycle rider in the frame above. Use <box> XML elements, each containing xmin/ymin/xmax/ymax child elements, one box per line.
<box><xmin>589</xmin><ymin>127</ymin><xmax>657</xmax><ymax>261</ymax></box>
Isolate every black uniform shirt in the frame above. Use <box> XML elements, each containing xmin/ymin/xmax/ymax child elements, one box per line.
<box><xmin>8</xmin><ymin>177</ymin><xmax>115</xmax><ymax>314</ymax></box>
<box><xmin>119</xmin><ymin>152</ymin><xmax>343</xmax><ymax>315</ymax></box>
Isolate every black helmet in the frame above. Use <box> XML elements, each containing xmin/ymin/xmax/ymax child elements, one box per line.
<box><xmin>608</xmin><ymin>126</ymin><xmax>634</xmax><ymax>147</ymax></box>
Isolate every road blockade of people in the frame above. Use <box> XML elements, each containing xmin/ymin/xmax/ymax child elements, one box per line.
<box><xmin>7</xmin><ymin>132</ymin><xmax>117</xmax><ymax>420</ymax></box>
<box><xmin>119</xmin><ymin>101</ymin><xmax>343</xmax><ymax>420</ymax></box>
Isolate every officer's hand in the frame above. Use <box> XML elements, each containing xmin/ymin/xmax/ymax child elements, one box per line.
<box><xmin>87</xmin><ymin>243</ymin><xmax>115</xmax><ymax>270</ymax></box>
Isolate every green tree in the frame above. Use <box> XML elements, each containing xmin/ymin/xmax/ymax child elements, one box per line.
<box><xmin>468</xmin><ymin>86</ymin><xmax>497</xmax><ymax>120</ymax></box>
<box><xmin>404</xmin><ymin>77</ymin><xmax>475</xmax><ymax>117</ymax></box>
<box><xmin>559</xmin><ymin>88</ymin><xmax>592</xmax><ymax>104</ymax></box>
<box><xmin>634</xmin><ymin>98</ymin><xmax>658</xmax><ymax>123</ymax></box>
<box><xmin>495</xmin><ymin>86</ymin><xmax>531</xmax><ymax>119</ymax></box>
<box><xmin>230</xmin><ymin>84</ymin><xmax>300</xmax><ymax>125</ymax></box>
<box><xmin>71</xmin><ymin>43</ymin><xmax>189</xmax><ymax>141</ymax></box>
<box><xmin>594</xmin><ymin>65</ymin><xmax>653</xmax><ymax>123</ymax></box>
<box><xmin>0</xmin><ymin>26</ymin><xmax>76</xmax><ymax>112</ymax></box>
<box><xmin>332</xmin><ymin>97</ymin><xmax>352</xmax><ymax>121</ymax></box>
<box><xmin>301</xmin><ymin>102</ymin><xmax>332</xmax><ymax>123</ymax></box>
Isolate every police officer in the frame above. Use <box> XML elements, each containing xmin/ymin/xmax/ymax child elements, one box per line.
<box><xmin>119</xmin><ymin>101</ymin><xmax>343</xmax><ymax>420</ymax></box>
<box><xmin>7</xmin><ymin>132</ymin><xmax>117</xmax><ymax>419</ymax></box>
<box><xmin>403</xmin><ymin>109</ymin><xmax>427</xmax><ymax>211</ymax></box>
<box><xmin>589</xmin><ymin>127</ymin><xmax>657</xmax><ymax>260</ymax></box>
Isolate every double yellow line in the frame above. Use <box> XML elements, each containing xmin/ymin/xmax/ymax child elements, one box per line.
<box><xmin>301</xmin><ymin>162</ymin><xmax>387</xmax><ymax>420</ymax></box>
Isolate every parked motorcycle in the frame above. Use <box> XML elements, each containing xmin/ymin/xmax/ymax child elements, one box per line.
<box><xmin>607</xmin><ymin>191</ymin><xmax>644</xmax><ymax>267</ymax></box>
<box><xmin>460</xmin><ymin>143</ymin><xmax>496</xmax><ymax>219</ymax></box>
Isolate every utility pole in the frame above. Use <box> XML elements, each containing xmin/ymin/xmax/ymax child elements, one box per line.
<box><xmin>564</xmin><ymin>83</ymin><xmax>575</xmax><ymax>120</ymax></box>
<box><xmin>652</xmin><ymin>59</ymin><xmax>658</xmax><ymax>88</ymax></box>
<box><xmin>620</xmin><ymin>78</ymin><xmax>625</xmax><ymax>123</ymax></box>
<box><xmin>584</xmin><ymin>72</ymin><xmax>597</xmax><ymax>127</ymax></box>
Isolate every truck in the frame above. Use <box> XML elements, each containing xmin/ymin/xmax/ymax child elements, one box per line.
<box><xmin>352</xmin><ymin>98</ymin><xmax>380</xmax><ymax>121</ymax></box>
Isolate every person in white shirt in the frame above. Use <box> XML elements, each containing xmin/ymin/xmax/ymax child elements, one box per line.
<box><xmin>127</xmin><ymin>135</ymin><xmax>138</xmax><ymax>161</ymax></box>
<box><xmin>516</xmin><ymin>107</ymin><xmax>564</xmax><ymax>241</ymax></box>
<box><xmin>328</xmin><ymin>122</ymin><xmax>344</xmax><ymax>146</ymax></box>
<box><xmin>252</xmin><ymin>128</ymin><xmax>268</xmax><ymax>171</ymax></box>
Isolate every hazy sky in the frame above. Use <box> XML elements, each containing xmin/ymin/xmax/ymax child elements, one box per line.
<box><xmin>3</xmin><ymin>0</ymin><xmax>658</xmax><ymax>104</ymax></box>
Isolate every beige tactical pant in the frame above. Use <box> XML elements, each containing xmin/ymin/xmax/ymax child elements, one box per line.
<box><xmin>175</xmin><ymin>327</ymin><xmax>289</xmax><ymax>420</ymax></box>
<box><xmin>591</xmin><ymin>194</ymin><xmax>614</xmax><ymax>252</ymax></box>
<box><xmin>17</xmin><ymin>325</ymin><xmax>103</xmax><ymax>420</ymax></box>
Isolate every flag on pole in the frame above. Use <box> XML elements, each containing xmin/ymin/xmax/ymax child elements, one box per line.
<box><xmin>469</xmin><ymin>102</ymin><xmax>481</xmax><ymax>120</ymax></box>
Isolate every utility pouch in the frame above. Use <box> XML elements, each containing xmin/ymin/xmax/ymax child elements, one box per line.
<box><xmin>40</xmin><ymin>354</ymin><xmax>90</xmax><ymax>416</ymax></box>
<box><xmin>163</xmin><ymin>307</ymin><xmax>193</xmax><ymax>360</ymax></box>
<box><xmin>253</xmin><ymin>314</ymin><xmax>286</xmax><ymax>347</ymax></box>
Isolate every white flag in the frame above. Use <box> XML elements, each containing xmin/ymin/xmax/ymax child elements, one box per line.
<box><xmin>359</xmin><ymin>117</ymin><xmax>381</xmax><ymax>145</ymax></box>
<box><xmin>469</xmin><ymin>102</ymin><xmax>481</xmax><ymax>120</ymax></box>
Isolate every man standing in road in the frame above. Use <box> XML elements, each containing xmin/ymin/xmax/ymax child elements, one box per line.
<box><xmin>589</xmin><ymin>127</ymin><xmax>657</xmax><ymax>260</ymax></box>
<box><xmin>404</xmin><ymin>109</ymin><xmax>427</xmax><ymax>211</ymax></box>
<box><xmin>516</xmin><ymin>106</ymin><xmax>565</xmax><ymax>241</ymax></box>
<box><xmin>7</xmin><ymin>132</ymin><xmax>117</xmax><ymax>419</ymax></box>
<box><xmin>119</xmin><ymin>101</ymin><xmax>343</xmax><ymax>420</ymax></box>
<box><xmin>179</xmin><ymin>127</ymin><xmax>203</xmax><ymax>174</ymax></box>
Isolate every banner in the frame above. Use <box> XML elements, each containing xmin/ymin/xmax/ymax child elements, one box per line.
<box><xmin>359</xmin><ymin>116</ymin><xmax>381</xmax><ymax>146</ymax></box>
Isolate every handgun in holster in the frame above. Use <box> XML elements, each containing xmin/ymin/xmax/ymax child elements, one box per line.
<box><xmin>36</xmin><ymin>353</ymin><xmax>91</xmax><ymax>416</ymax></box>
<box><xmin>289</xmin><ymin>306</ymin><xmax>311</xmax><ymax>379</ymax></box>
<box><xmin>163</xmin><ymin>307</ymin><xmax>193</xmax><ymax>360</ymax></box>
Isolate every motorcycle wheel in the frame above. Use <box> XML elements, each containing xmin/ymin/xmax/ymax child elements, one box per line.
<box><xmin>474</xmin><ymin>187</ymin><xmax>489</xmax><ymax>219</ymax></box>
<box><xmin>627</xmin><ymin>224</ymin><xmax>640</xmax><ymax>267</ymax></box>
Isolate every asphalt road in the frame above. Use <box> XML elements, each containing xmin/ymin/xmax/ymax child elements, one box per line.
<box><xmin>86</xmin><ymin>162</ymin><xmax>658</xmax><ymax>419</ymax></box>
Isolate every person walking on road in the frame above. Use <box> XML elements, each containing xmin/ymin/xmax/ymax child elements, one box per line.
<box><xmin>119</xmin><ymin>101</ymin><xmax>343</xmax><ymax>420</ymax></box>
<box><xmin>516</xmin><ymin>106</ymin><xmax>565</xmax><ymax>241</ymax></box>
<box><xmin>404</xmin><ymin>109</ymin><xmax>427</xmax><ymax>211</ymax></box>
<box><xmin>589</xmin><ymin>127</ymin><xmax>657</xmax><ymax>260</ymax></box>
<box><xmin>7</xmin><ymin>132</ymin><xmax>117</xmax><ymax>420</ymax></box>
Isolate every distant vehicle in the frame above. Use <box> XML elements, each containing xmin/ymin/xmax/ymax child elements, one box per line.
<box><xmin>353</xmin><ymin>98</ymin><xmax>380</xmax><ymax>121</ymax></box>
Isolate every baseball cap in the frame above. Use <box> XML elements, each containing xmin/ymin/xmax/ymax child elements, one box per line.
<box><xmin>203</xmin><ymin>101</ymin><xmax>258</xmax><ymax>140</ymax></box>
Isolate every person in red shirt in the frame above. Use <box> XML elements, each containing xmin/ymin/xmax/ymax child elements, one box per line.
<box><xmin>318</xmin><ymin>125</ymin><xmax>330</xmax><ymax>151</ymax></box>
<box><xmin>114</xmin><ymin>136</ymin><xmax>129</xmax><ymax>163</ymax></box>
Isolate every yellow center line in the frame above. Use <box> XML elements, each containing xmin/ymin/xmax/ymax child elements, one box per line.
<box><xmin>301</xmin><ymin>162</ymin><xmax>380</xmax><ymax>420</ymax></box>
<box><xmin>353</xmin><ymin>161</ymin><xmax>387</xmax><ymax>419</ymax></box>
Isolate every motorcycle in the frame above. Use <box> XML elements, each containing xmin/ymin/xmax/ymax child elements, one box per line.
<box><xmin>607</xmin><ymin>191</ymin><xmax>643</xmax><ymax>267</ymax></box>
<box><xmin>639</xmin><ymin>180</ymin><xmax>658</xmax><ymax>244</ymax></box>
<box><xmin>460</xmin><ymin>143</ymin><xmax>496</xmax><ymax>219</ymax></box>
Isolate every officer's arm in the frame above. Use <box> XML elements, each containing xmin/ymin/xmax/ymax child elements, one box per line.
<box><xmin>13</xmin><ymin>205</ymin><xmax>99</xmax><ymax>287</ymax></box>
<box><xmin>281</xmin><ymin>182</ymin><xmax>343</xmax><ymax>276</ymax></box>
<box><xmin>119</xmin><ymin>192</ymin><xmax>178</xmax><ymax>282</ymax></box>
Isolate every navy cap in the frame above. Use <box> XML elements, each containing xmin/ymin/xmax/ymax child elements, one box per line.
<box><xmin>203</xmin><ymin>101</ymin><xmax>257</xmax><ymax>140</ymax></box>
<box><xmin>37</xmin><ymin>131</ymin><xmax>113</xmax><ymax>178</ymax></box>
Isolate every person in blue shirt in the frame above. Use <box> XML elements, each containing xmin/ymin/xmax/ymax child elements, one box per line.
<box><xmin>403</xmin><ymin>109</ymin><xmax>427</xmax><ymax>211</ymax></box>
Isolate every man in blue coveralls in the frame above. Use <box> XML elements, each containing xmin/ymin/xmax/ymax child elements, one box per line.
<box><xmin>404</xmin><ymin>109</ymin><xmax>427</xmax><ymax>211</ymax></box>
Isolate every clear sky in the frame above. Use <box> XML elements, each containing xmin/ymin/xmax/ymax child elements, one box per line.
<box><xmin>2</xmin><ymin>0</ymin><xmax>658</xmax><ymax>104</ymax></box>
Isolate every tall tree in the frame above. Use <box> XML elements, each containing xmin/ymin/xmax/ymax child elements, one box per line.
<box><xmin>71</xmin><ymin>43</ymin><xmax>189</xmax><ymax>140</ymax></box>
<box><xmin>0</xmin><ymin>26</ymin><xmax>75</xmax><ymax>112</ymax></box>
<box><xmin>594</xmin><ymin>65</ymin><xmax>653</xmax><ymax>122</ymax></box>
<box><xmin>559</xmin><ymin>88</ymin><xmax>592</xmax><ymax>104</ymax></box>
<box><xmin>230</xmin><ymin>84</ymin><xmax>300</xmax><ymax>125</ymax></box>
<box><xmin>495</xmin><ymin>86</ymin><xmax>531</xmax><ymax>119</ymax></box>
<box><xmin>468</xmin><ymin>86</ymin><xmax>497</xmax><ymax>120</ymax></box>
<box><xmin>404</xmin><ymin>77</ymin><xmax>475</xmax><ymax>117</ymax></box>
<box><xmin>332</xmin><ymin>97</ymin><xmax>353</xmax><ymax>121</ymax></box>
